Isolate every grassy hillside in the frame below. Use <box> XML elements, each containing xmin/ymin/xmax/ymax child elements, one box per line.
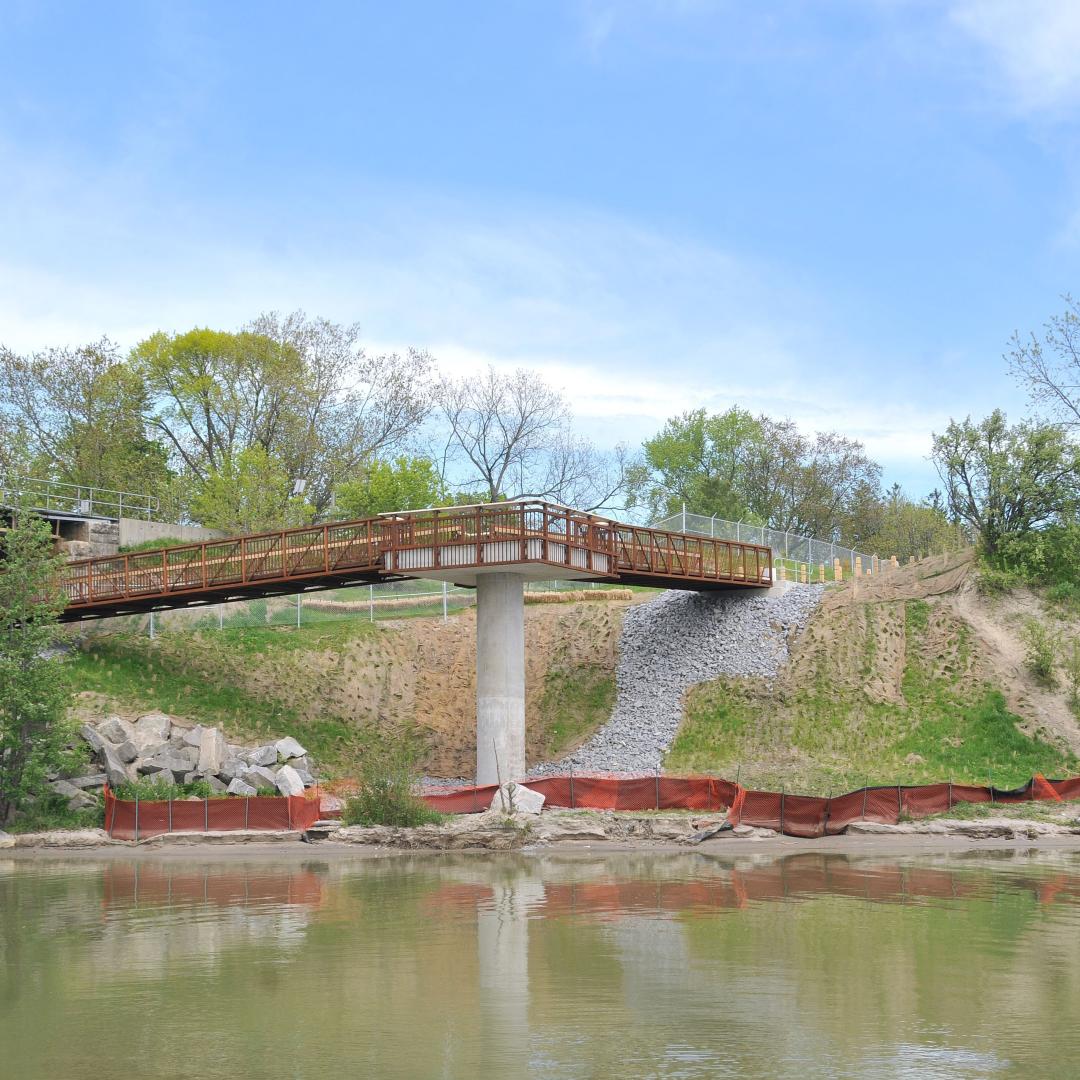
<box><xmin>666</xmin><ymin>597</ymin><xmax>1078</xmax><ymax>793</ymax></box>
<box><xmin>64</xmin><ymin>603</ymin><xmax>622</xmax><ymax>776</ymax></box>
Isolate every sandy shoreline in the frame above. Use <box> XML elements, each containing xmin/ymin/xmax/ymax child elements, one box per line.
<box><xmin>7</xmin><ymin>833</ymin><xmax>1080</xmax><ymax>863</ymax></box>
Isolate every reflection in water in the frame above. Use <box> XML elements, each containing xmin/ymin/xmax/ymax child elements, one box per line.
<box><xmin>4</xmin><ymin>850</ymin><xmax>1080</xmax><ymax>1078</ymax></box>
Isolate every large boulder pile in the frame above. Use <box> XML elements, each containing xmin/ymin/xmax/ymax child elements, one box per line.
<box><xmin>52</xmin><ymin>712</ymin><xmax>320</xmax><ymax>810</ymax></box>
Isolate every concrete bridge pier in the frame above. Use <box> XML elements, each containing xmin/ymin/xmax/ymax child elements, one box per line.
<box><xmin>475</xmin><ymin>572</ymin><xmax>526</xmax><ymax>786</ymax></box>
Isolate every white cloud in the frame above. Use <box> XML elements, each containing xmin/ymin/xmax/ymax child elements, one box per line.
<box><xmin>0</xmin><ymin>139</ymin><xmax>946</xmax><ymax>488</ymax></box>
<box><xmin>949</xmin><ymin>0</ymin><xmax>1080</xmax><ymax>112</ymax></box>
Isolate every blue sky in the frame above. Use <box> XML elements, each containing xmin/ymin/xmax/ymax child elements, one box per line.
<box><xmin>2</xmin><ymin>1</ymin><xmax>1079</xmax><ymax>496</ymax></box>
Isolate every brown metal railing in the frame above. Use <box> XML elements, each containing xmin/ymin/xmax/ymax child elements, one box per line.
<box><xmin>58</xmin><ymin>501</ymin><xmax>771</xmax><ymax>618</ymax></box>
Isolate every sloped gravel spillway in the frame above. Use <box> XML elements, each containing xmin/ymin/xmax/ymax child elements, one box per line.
<box><xmin>531</xmin><ymin>584</ymin><xmax>825</xmax><ymax>776</ymax></box>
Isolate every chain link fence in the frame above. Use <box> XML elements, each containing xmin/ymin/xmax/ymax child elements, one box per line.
<box><xmin>653</xmin><ymin>510</ymin><xmax>878</xmax><ymax>581</ymax></box>
<box><xmin>75</xmin><ymin>577</ymin><xmax>629</xmax><ymax>639</ymax></box>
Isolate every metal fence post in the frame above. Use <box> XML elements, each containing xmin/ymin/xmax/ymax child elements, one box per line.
<box><xmin>296</xmin><ymin>593</ymin><xmax>301</xmax><ymax>628</ymax></box>
<box><xmin>134</xmin><ymin>795</ymin><xmax>140</xmax><ymax>842</ymax></box>
<box><xmin>443</xmin><ymin>582</ymin><xmax>448</xmax><ymax>623</ymax></box>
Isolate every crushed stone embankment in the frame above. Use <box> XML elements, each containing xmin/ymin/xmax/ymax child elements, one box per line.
<box><xmin>530</xmin><ymin>584</ymin><xmax>824</xmax><ymax>776</ymax></box>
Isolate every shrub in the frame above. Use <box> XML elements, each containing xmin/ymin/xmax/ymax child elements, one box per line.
<box><xmin>343</xmin><ymin>743</ymin><xmax>443</xmax><ymax>828</ymax></box>
<box><xmin>6</xmin><ymin>793</ymin><xmax>102</xmax><ymax>833</ymax></box>
<box><xmin>1021</xmin><ymin>618</ymin><xmax>1059</xmax><ymax>686</ymax></box>
<box><xmin>110</xmin><ymin>776</ymin><xmax>226</xmax><ymax>800</ymax></box>
<box><xmin>1064</xmin><ymin>638</ymin><xmax>1080</xmax><ymax>714</ymax></box>
<box><xmin>975</xmin><ymin>566</ymin><xmax>1020</xmax><ymax>597</ymax></box>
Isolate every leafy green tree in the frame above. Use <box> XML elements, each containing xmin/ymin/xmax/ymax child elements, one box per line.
<box><xmin>862</xmin><ymin>484</ymin><xmax>968</xmax><ymax>560</ymax></box>
<box><xmin>0</xmin><ymin>339</ymin><xmax>169</xmax><ymax>494</ymax></box>
<box><xmin>189</xmin><ymin>446</ymin><xmax>313</xmax><ymax>534</ymax></box>
<box><xmin>931</xmin><ymin>410</ymin><xmax>1080</xmax><ymax>555</ymax></box>
<box><xmin>134</xmin><ymin>313</ymin><xmax>433</xmax><ymax>515</ymax></box>
<box><xmin>635</xmin><ymin>407</ymin><xmax>882</xmax><ymax>543</ymax></box>
<box><xmin>0</xmin><ymin>508</ymin><xmax>76</xmax><ymax>825</ymax></box>
<box><xmin>333</xmin><ymin>456</ymin><xmax>448</xmax><ymax>519</ymax></box>
<box><xmin>634</xmin><ymin>407</ymin><xmax>760</xmax><ymax>521</ymax></box>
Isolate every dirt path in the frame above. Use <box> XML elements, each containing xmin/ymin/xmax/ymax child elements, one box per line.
<box><xmin>950</xmin><ymin>582</ymin><xmax>1080</xmax><ymax>754</ymax></box>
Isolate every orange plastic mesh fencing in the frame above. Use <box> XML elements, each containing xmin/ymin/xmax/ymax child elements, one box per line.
<box><xmin>1034</xmin><ymin>773</ymin><xmax>1063</xmax><ymax>801</ymax></box>
<box><xmin>103</xmin><ymin>786</ymin><xmax>322</xmax><ymax>841</ymax></box>
<box><xmin>418</xmin><ymin>772</ymin><xmax>1080</xmax><ymax>836</ymax></box>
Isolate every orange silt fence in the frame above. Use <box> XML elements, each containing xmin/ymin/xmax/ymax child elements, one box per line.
<box><xmin>103</xmin><ymin>786</ymin><xmax>323</xmax><ymax>841</ymax></box>
<box><xmin>102</xmin><ymin>770</ymin><xmax>1080</xmax><ymax>841</ymax></box>
<box><xmin>418</xmin><ymin>772</ymin><xmax>1080</xmax><ymax>837</ymax></box>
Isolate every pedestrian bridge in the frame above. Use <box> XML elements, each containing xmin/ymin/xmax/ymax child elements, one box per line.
<box><xmin>58</xmin><ymin>500</ymin><xmax>773</xmax><ymax>623</ymax></box>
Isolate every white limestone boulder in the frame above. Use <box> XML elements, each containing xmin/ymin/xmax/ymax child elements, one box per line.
<box><xmin>133</xmin><ymin>711</ymin><xmax>172</xmax><ymax>749</ymax></box>
<box><xmin>274</xmin><ymin>737</ymin><xmax>307</xmax><ymax>762</ymax></box>
<box><xmin>196</xmin><ymin>727</ymin><xmax>227</xmax><ymax>774</ymax></box>
<box><xmin>489</xmin><ymin>781</ymin><xmax>545</xmax><ymax>815</ymax></box>
<box><xmin>274</xmin><ymin>765</ymin><xmax>305</xmax><ymax>797</ymax></box>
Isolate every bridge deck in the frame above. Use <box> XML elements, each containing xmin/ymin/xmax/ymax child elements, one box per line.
<box><xmin>57</xmin><ymin>501</ymin><xmax>773</xmax><ymax>622</ymax></box>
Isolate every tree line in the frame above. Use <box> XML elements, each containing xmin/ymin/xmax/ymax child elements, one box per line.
<box><xmin>3</xmin><ymin>298</ymin><xmax>1078</xmax><ymax>562</ymax></box>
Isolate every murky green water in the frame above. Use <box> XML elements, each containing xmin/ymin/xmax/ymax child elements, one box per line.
<box><xmin>3</xmin><ymin>848</ymin><xmax>1080</xmax><ymax>1078</ymax></box>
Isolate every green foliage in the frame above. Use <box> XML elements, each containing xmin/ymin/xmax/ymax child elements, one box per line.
<box><xmin>861</xmin><ymin>484</ymin><xmax>968</xmax><ymax>561</ymax></box>
<box><xmin>118</xmin><ymin>536</ymin><xmax>191</xmax><ymax>553</ymax></box>
<box><xmin>635</xmin><ymin>406</ymin><xmax>762</xmax><ymax>521</ymax></box>
<box><xmin>0</xmin><ymin>509</ymin><xmax>78</xmax><ymax>824</ymax></box>
<box><xmin>0</xmin><ymin>338</ymin><xmax>171</xmax><ymax>495</ymax></box>
<box><xmin>5</xmin><ymin>792</ymin><xmax>102</xmax><ymax>834</ymax></box>
<box><xmin>110</xmin><ymin>775</ymin><xmax>227</xmax><ymax>800</ymax></box>
<box><xmin>975</xmin><ymin>565</ymin><xmax>1022</xmax><ymax>596</ymax></box>
<box><xmin>1021</xmin><ymin>618</ymin><xmax>1059</xmax><ymax>685</ymax></box>
<box><xmin>991</xmin><ymin>523</ymin><xmax>1080</xmax><ymax>590</ymax></box>
<box><xmin>634</xmin><ymin>406</ymin><xmax>883</xmax><ymax>546</ymax></box>
<box><xmin>333</xmin><ymin>455</ymin><xmax>448</xmax><ymax>519</ymax></box>
<box><xmin>190</xmin><ymin>445</ymin><xmax>312</xmax><ymax>533</ymax></box>
<box><xmin>133</xmin><ymin>315</ymin><xmax>433</xmax><ymax>518</ymax></box>
<box><xmin>342</xmin><ymin>742</ymin><xmax>443</xmax><ymax>828</ymax></box>
<box><xmin>931</xmin><ymin>410</ymin><xmax>1080</xmax><ymax>555</ymax></box>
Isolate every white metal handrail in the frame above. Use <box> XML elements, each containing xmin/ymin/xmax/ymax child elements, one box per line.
<box><xmin>0</xmin><ymin>475</ymin><xmax>159</xmax><ymax>520</ymax></box>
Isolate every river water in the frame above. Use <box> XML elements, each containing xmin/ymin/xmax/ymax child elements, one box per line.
<box><xmin>3</xmin><ymin>848</ymin><xmax>1080</xmax><ymax>1078</ymax></box>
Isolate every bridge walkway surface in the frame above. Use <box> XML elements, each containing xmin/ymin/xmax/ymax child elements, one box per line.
<box><xmin>57</xmin><ymin>500</ymin><xmax>773</xmax><ymax>623</ymax></box>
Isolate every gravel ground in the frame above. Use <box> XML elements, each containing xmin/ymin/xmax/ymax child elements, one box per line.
<box><xmin>528</xmin><ymin>583</ymin><xmax>825</xmax><ymax>777</ymax></box>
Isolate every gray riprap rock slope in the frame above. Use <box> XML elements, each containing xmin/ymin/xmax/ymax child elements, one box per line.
<box><xmin>531</xmin><ymin>584</ymin><xmax>824</xmax><ymax>776</ymax></box>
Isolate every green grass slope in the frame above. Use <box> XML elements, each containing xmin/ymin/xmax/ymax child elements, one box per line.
<box><xmin>665</xmin><ymin>598</ymin><xmax>1077</xmax><ymax>794</ymax></box>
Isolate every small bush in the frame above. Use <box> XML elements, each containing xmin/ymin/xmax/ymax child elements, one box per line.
<box><xmin>110</xmin><ymin>776</ymin><xmax>227</xmax><ymax>800</ymax></box>
<box><xmin>975</xmin><ymin>566</ymin><xmax>1020</xmax><ymax>596</ymax></box>
<box><xmin>7</xmin><ymin>793</ymin><xmax>103</xmax><ymax>833</ymax></box>
<box><xmin>343</xmin><ymin>743</ymin><xmax>443</xmax><ymax>828</ymax></box>
<box><xmin>118</xmin><ymin>537</ymin><xmax>191</xmax><ymax>553</ymax></box>
<box><xmin>1021</xmin><ymin>618</ymin><xmax>1059</xmax><ymax>686</ymax></box>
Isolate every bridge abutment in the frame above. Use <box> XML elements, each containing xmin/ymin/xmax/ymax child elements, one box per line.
<box><xmin>475</xmin><ymin>572</ymin><xmax>526</xmax><ymax>786</ymax></box>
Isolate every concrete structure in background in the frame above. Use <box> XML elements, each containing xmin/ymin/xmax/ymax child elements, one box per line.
<box><xmin>1</xmin><ymin>475</ymin><xmax>224</xmax><ymax>557</ymax></box>
<box><xmin>475</xmin><ymin>573</ymin><xmax>526</xmax><ymax>785</ymax></box>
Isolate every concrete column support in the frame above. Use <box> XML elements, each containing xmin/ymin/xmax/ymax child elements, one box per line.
<box><xmin>476</xmin><ymin>572</ymin><xmax>526</xmax><ymax>785</ymax></box>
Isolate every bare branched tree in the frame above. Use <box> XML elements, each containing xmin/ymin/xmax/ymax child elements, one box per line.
<box><xmin>1008</xmin><ymin>295</ymin><xmax>1080</xmax><ymax>427</ymax></box>
<box><xmin>437</xmin><ymin>367</ymin><xmax>569</xmax><ymax>502</ymax></box>
<box><xmin>436</xmin><ymin>366</ymin><xmax>634</xmax><ymax>510</ymax></box>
